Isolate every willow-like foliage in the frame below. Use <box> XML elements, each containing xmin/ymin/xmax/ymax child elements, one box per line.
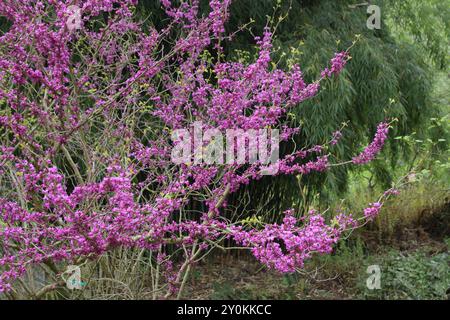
<box><xmin>217</xmin><ymin>0</ymin><xmax>441</xmax><ymax>220</ymax></box>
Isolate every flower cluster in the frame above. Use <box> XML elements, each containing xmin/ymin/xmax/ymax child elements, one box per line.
<box><xmin>352</xmin><ymin>122</ymin><xmax>390</xmax><ymax>164</ymax></box>
<box><xmin>363</xmin><ymin>202</ymin><xmax>383</xmax><ymax>221</ymax></box>
<box><xmin>230</xmin><ymin>199</ymin><xmax>386</xmax><ymax>273</ymax></box>
<box><xmin>321</xmin><ymin>52</ymin><xmax>349</xmax><ymax>78</ymax></box>
<box><xmin>230</xmin><ymin>211</ymin><xmax>340</xmax><ymax>272</ymax></box>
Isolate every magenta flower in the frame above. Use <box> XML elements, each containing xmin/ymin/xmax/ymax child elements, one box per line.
<box><xmin>353</xmin><ymin>122</ymin><xmax>390</xmax><ymax>164</ymax></box>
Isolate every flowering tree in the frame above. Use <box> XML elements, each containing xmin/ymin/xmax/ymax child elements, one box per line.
<box><xmin>0</xmin><ymin>0</ymin><xmax>395</xmax><ymax>298</ymax></box>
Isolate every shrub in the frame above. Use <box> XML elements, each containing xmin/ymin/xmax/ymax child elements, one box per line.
<box><xmin>0</xmin><ymin>0</ymin><xmax>397</xmax><ymax>298</ymax></box>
